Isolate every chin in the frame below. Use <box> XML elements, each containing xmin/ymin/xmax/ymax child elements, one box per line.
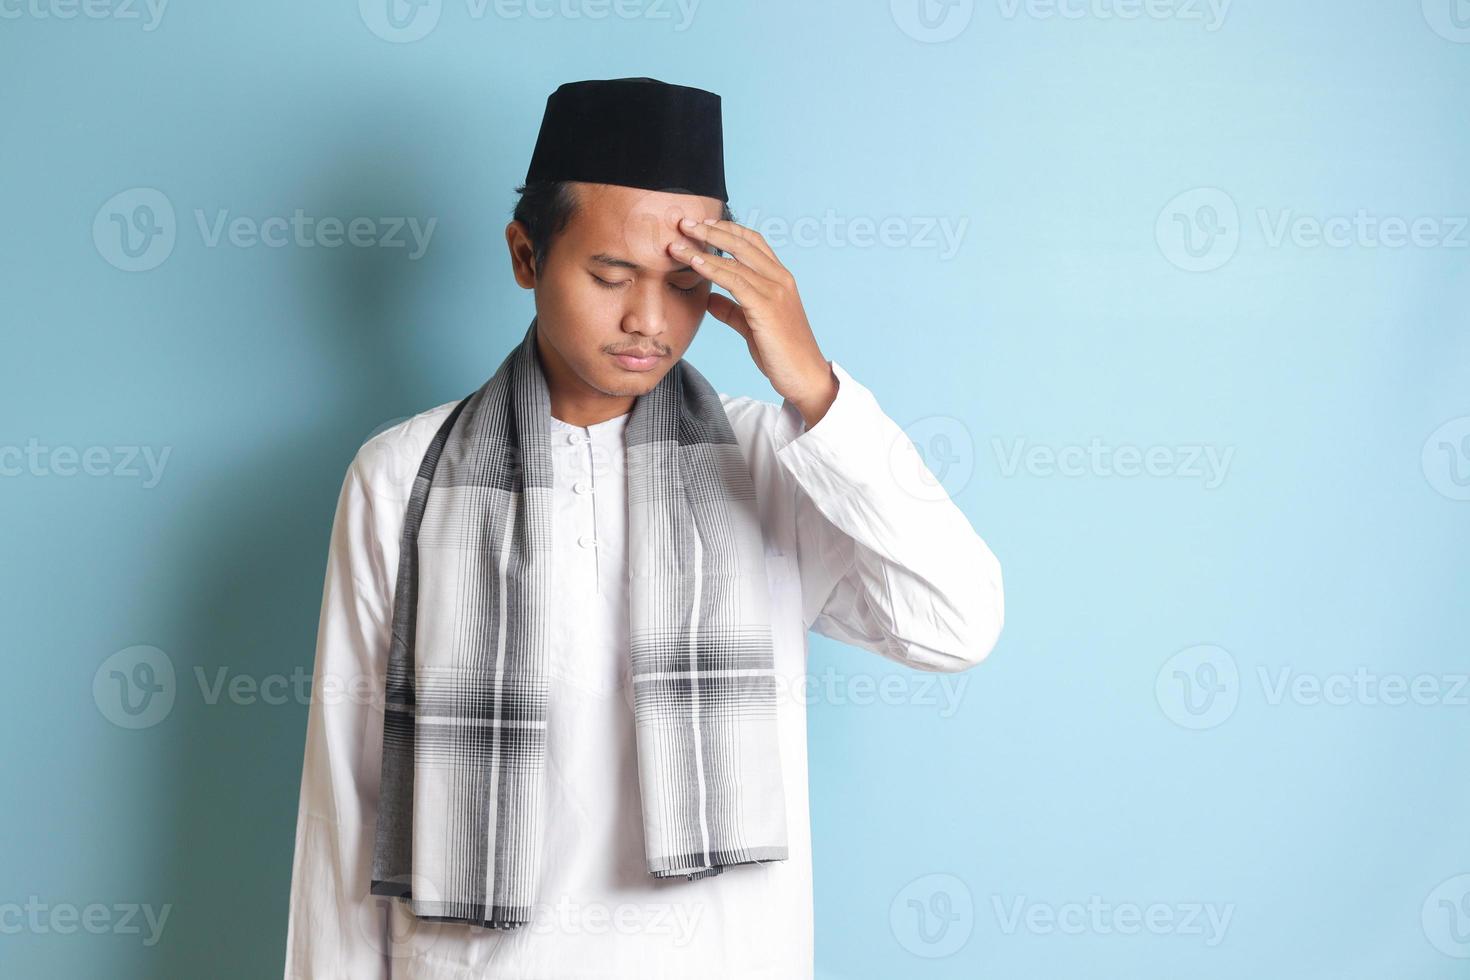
<box><xmin>584</xmin><ymin>367</ymin><xmax>656</xmax><ymax>397</ymax></box>
<box><xmin>621</xmin><ymin>372</ymin><xmax>667</xmax><ymax>396</ymax></box>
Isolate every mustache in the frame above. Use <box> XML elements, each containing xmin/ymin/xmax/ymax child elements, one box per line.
<box><xmin>607</xmin><ymin>345</ymin><xmax>668</xmax><ymax>357</ymax></box>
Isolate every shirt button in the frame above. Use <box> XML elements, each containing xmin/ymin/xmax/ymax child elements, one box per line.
<box><xmin>573</xmin><ymin>481</ymin><xmax>592</xmax><ymax>494</ymax></box>
<box><xmin>568</xmin><ymin>433</ymin><xmax>589</xmax><ymax>445</ymax></box>
<box><xmin>577</xmin><ymin>534</ymin><xmax>598</xmax><ymax>548</ymax></box>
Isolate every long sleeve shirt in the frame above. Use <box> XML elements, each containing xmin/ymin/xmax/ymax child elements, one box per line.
<box><xmin>282</xmin><ymin>359</ymin><xmax>1005</xmax><ymax>979</ymax></box>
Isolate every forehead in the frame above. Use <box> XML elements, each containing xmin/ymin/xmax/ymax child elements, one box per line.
<box><xmin>562</xmin><ymin>182</ymin><xmax>723</xmax><ymax>270</ymax></box>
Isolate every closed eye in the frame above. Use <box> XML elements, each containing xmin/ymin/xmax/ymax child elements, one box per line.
<box><xmin>591</xmin><ymin>274</ymin><xmax>702</xmax><ymax>296</ymax></box>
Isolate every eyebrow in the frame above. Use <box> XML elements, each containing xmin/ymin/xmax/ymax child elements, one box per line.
<box><xmin>588</xmin><ymin>253</ymin><xmax>702</xmax><ymax>275</ymax></box>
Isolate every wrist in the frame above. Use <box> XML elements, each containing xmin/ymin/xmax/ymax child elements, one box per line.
<box><xmin>787</xmin><ymin>361</ymin><xmax>838</xmax><ymax>429</ymax></box>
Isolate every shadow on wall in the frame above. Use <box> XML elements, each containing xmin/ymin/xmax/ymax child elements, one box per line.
<box><xmin>141</xmin><ymin>144</ymin><xmax>469</xmax><ymax>979</ymax></box>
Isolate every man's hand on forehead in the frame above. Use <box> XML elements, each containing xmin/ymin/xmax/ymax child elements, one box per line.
<box><xmin>669</xmin><ymin>216</ymin><xmax>839</xmax><ymax>429</ymax></box>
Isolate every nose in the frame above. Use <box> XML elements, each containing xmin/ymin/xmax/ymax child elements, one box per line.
<box><xmin>620</xmin><ymin>278</ymin><xmax>672</xmax><ymax>340</ymax></box>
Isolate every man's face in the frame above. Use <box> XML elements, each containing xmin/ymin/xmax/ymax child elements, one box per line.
<box><xmin>509</xmin><ymin>181</ymin><xmax>724</xmax><ymax>401</ymax></box>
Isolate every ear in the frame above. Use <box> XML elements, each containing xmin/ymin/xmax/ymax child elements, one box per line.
<box><xmin>505</xmin><ymin>220</ymin><xmax>537</xmax><ymax>289</ymax></box>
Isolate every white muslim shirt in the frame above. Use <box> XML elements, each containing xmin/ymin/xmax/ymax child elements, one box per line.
<box><xmin>283</xmin><ymin>360</ymin><xmax>1005</xmax><ymax>980</ymax></box>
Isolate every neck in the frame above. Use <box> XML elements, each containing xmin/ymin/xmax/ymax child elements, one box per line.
<box><xmin>534</xmin><ymin>326</ymin><xmax>636</xmax><ymax>427</ymax></box>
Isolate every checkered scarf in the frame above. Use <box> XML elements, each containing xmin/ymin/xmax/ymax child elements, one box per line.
<box><xmin>369</xmin><ymin>316</ymin><xmax>789</xmax><ymax>928</ymax></box>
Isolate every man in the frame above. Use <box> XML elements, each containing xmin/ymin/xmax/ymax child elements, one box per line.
<box><xmin>283</xmin><ymin>76</ymin><xmax>1004</xmax><ymax>979</ymax></box>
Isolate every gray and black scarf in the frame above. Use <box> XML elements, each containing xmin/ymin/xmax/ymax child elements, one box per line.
<box><xmin>370</xmin><ymin>316</ymin><xmax>789</xmax><ymax>928</ymax></box>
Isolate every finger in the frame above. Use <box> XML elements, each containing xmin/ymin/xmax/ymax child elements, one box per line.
<box><xmin>670</xmin><ymin>242</ymin><xmax>773</xmax><ymax>307</ymax></box>
<box><xmin>678</xmin><ymin>217</ymin><xmax>786</xmax><ymax>281</ymax></box>
<box><xmin>680</xmin><ymin>217</ymin><xmax>783</xmax><ymax>276</ymax></box>
<box><xmin>706</xmin><ymin>292</ymin><xmax>752</xmax><ymax>342</ymax></box>
<box><xmin>699</xmin><ymin>217</ymin><xmax>779</xmax><ymax>264</ymax></box>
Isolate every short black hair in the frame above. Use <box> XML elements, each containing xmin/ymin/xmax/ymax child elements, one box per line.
<box><xmin>511</xmin><ymin>180</ymin><xmax>735</xmax><ymax>275</ymax></box>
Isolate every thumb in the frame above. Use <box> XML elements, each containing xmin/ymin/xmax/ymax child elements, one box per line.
<box><xmin>706</xmin><ymin>292</ymin><xmax>752</xmax><ymax>342</ymax></box>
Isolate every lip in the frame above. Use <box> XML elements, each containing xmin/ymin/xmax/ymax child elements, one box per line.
<box><xmin>609</xmin><ymin>351</ymin><xmax>665</xmax><ymax>372</ymax></box>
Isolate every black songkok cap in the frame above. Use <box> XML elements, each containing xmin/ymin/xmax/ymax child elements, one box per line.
<box><xmin>524</xmin><ymin>76</ymin><xmax>728</xmax><ymax>203</ymax></box>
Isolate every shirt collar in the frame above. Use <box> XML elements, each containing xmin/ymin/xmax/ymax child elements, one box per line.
<box><xmin>548</xmin><ymin>409</ymin><xmax>631</xmax><ymax>441</ymax></box>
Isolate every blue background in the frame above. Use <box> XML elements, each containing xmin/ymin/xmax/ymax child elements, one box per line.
<box><xmin>3</xmin><ymin>0</ymin><xmax>1468</xmax><ymax>976</ymax></box>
